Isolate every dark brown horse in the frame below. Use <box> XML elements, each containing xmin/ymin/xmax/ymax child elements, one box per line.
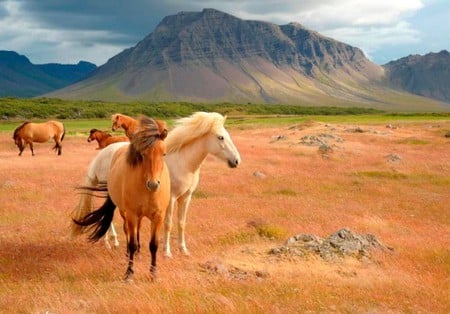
<box><xmin>13</xmin><ymin>121</ymin><xmax>65</xmax><ymax>156</ymax></box>
<box><xmin>87</xmin><ymin>129</ymin><xmax>129</xmax><ymax>149</ymax></box>
<box><xmin>74</xmin><ymin>116</ymin><xmax>170</xmax><ymax>281</ymax></box>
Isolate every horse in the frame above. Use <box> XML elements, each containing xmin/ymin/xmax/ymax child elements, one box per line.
<box><xmin>70</xmin><ymin>141</ymin><xmax>129</xmax><ymax>248</ymax></box>
<box><xmin>111</xmin><ymin>113</ymin><xmax>139</xmax><ymax>139</ymax></box>
<box><xmin>87</xmin><ymin>128</ymin><xmax>129</xmax><ymax>149</ymax></box>
<box><xmin>13</xmin><ymin>120</ymin><xmax>65</xmax><ymax>156</ymax></box>
<box><xmin>70</xmin><ymin>112</ymin><xmax>241</xmax><ymax>258</ymax></box>
<box><xmin>162</xmin><ymin>111</ymin><xmax>241</xmax><ymax>257</ymax></box>
<box><xmin>73</xmin><ymin>116</ymin><xmax>170</xmax><ymax>281</ymax></box>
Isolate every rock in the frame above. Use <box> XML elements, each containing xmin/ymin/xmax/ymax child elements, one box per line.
<box><xmin>253</xmin><ymin>171</ymin><xmax>267</xmax><ymax>179</ymax></box>
<box><xmin>445</xmin><ymin>131</ymin><xmax>450</xmax><ymax>138</ymax></box>
<box><xmin>270</xmin><ymin>228</ymin><xmax>392</xmax><ymax>261</ymax></box>
<box><xmin>386</xmin><ymin>154</ymin><xmax>402</xmax><ymax>163</ymax></box>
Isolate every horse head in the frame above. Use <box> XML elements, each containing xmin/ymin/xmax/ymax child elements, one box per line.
<box><xmin>111</xmin><ymin>114</ymin><xmax>122</xmax><ymax>132</ymax></box>
<box><xmin>206</xmin><ymin>115</ymin><xmax>241</xmax><ymax>168</ymax></box>
<box><xmin>87</xmin><ymin>129</ymin><xmax>100</xmax><ymax>142</ymax></box>
<box><xmin>127</xmin><ymin>117</ymin><xmax>168</xmax><ymax>191</ymax></box>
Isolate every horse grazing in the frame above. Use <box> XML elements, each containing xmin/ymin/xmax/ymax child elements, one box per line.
<box><xmin>111</xmin><ymin>113</ymin><xmax>139</xmax><ymax>139</ymax></box>
<box><xmin>70</xmin><ymin>112</ymin><xmax>241</xmax><ymax>258</ymax></box>
<box><xmin>87</xmin><ymin>128</ymin><xmax>129</xmax><ymax>149</ymax></box>
<box><xmin>13</xmin><ymin>120</ymin><xmax>65</xmax><ymax>156</ymax></box>
<box><xmin>73</xmin><ymin>116</ymin><xmax>170</xmax><ymax>281</ymax></box>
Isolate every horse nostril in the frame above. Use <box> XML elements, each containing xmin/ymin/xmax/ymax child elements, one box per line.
<box><xmin>228</xmin><ymin>159</ymin><xmax>239</xmax><ymax>168</ymax></box>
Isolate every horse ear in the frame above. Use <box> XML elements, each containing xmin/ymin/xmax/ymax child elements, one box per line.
<box><xmin>160</xmin><ymin>129</ymin><xmax>168</xmax><ymax>140</ymax></box>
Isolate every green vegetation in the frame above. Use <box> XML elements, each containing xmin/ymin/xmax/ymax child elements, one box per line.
<box><xmin>355</xmin><ymin>171</ymin><xmax>408</xmax><ymax>180</ymax></box>
<box><xmin>1</xmin><ymin>97</ymin><xmax>448</xmax><ymax>133</ymax></box>
<box><xmin>0</xmin><ymin>97</ymin><xmax>383</xmax><ymax>120</ymax></box>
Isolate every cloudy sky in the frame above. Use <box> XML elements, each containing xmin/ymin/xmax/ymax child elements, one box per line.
<box><xmin>0</xmin><ymin>0</ymin><xmax>448</xmax><ymax>66</ymax></box>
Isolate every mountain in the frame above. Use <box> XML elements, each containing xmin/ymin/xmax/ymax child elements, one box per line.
<box><xmin>0</xmin><ymin>50</ymin><xmax>96</xmax><ymax>97</ymax></box>
<box><xmin>383</xmin><ymin>50</ymin><xmax>450</xmax><ymax>103</ymax></box>
<box><xmin>44</xmin><ymin>10</ymin><xmax>450</xmax><ymax>110</ymax></box>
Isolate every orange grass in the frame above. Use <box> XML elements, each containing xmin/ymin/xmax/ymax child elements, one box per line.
<box><xmin>0</xmin><ymin>119</ymin><xmax>449</xmax><ymax>313</ymax></box>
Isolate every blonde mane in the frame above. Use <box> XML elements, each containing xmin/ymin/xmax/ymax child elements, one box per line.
<box><xmin>166</xmin><ymin>112</ymin><xmax>226</xmax><ymax>153</ymax></box>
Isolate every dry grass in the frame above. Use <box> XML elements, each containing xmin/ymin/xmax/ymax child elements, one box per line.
<box><xmin>0</xmin><ymin>118</ymin><xmax>449</xmax><ymax>313</ymax></box>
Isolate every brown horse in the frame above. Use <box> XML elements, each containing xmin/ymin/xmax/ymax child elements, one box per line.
<box><xmin>74</xmin><ymin>116</ymin><xmax>170</xmax><ymax>281</ymax></box>
<box><xmin>111</xmin><ymin>113</ymin><xmax>139</xmax><ymax>140</ymax></box>
<box><xmin>13</xmin><ymin>120</ymin><xmax>65</xmax><ymax>156</ymax></box>
<box><xmin>87</xmin><ymin>129</ymin><xmax>129</xmax><ymax>149</ymax></box>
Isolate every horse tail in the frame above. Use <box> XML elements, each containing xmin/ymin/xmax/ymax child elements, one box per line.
<box><xmin>61</xmin><ymin>124</ymin><xmax>66</xmax><ymax>142</ymax></box>
<box><xmin>73</xmin><ymin>193</ymin><xmax>116</xmax><ymax>242</ymax></box>
<box><xmin>69</xmin><ymin>177</ymin><xmax>96</xmax><ymax>238</ymax></box>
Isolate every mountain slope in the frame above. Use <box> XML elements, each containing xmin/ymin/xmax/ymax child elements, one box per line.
<box><xmin>383</xmin><ymin>50</ymin><xmax>450</xmax><ymax>103</ymax></box>
<box><xmin>47</xmin><ymin>9</ymin><xmax>448</xmax><ymax>111</ymax></box>
<box><xmin>0</xmin><ymin>51</ymin><xmax>96</xmax><ymax>97</ymax></box>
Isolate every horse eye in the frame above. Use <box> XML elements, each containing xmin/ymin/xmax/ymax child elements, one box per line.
<box><xmin>218</xmin><ymin>135</ymin><xmax>224</xmax><ymax>141</ymax></box>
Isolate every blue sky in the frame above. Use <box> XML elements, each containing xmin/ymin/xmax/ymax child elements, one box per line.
<box><xmin>0</xmin><ymin>0</ymin><xmax>448</xmax><ymax>66</ymax></box>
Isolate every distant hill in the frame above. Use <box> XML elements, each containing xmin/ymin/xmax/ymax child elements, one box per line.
<box><xmin>383</xmin><ymin>50</ymin><xmax>450</xmax><ymax>103</ymax></box>
<box><xmin>0</xmin><ymin>50</ymin><xmax>96</xmax><ymax>97</ymax></box>
<box><xmin>46</xmin><ymin>9</ymin><xmax>448</xmax><ymax>111</ymax></box>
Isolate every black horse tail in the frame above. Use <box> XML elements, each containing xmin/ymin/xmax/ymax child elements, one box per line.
<box><xmin>72</xmin><ymin>194</ymin><xmax>116</xmax><ymax>242</ymax></box>
<box><xmin>61</xmin><ymin>124</ymin><xmax>66</xmax><ymax>142</ymax></box>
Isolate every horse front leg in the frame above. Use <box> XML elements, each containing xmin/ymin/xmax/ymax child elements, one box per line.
<box><xmin>29</xmin><ymin>142</ymin><xmax>35</xmax><ymax>156</ymax></box>
<box><xmin>163</xmin><ymin>198</ymin><xmax>176</xmax><ymax>258</ymax></box>
<box><xmin>149</xmin><ymin>215</ymin><xmax>163</xmax><ymax>281</ymax></box>
<box><xmin>177</xmin><ymin>193</ymin><xmax>193</xmax><ymax>256</ymax></box>
<box><xmin>124</xmin><ymin>218</ymin><xmax>138</xmax><ymax>282</ymax></box>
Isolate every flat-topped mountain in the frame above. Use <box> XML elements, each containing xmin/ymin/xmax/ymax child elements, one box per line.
<box><xmin>14</xmin><ymin>9</ymin><xmax>450</xmax><ymax>110</ymax></box>
<box><xmin>50</xmin><ymin>9</ymin><xmax>394</xmax><ymax>106</ymax></box>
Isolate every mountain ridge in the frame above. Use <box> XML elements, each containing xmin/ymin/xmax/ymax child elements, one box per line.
<box><xmin>1</xmin><ymin>9</ymin><xmax>448</xmax><ymax>111</ymax></box>
<box><xmin>383</xmin><ymin>50</ymin><xmax>450</xmax><ymax>103</ymax></box>
<box><xmin>50</xmin><ymin>8</ymin><xmax>392</xmax><ymax>106</ymax></box>
<box><xmin>0</xmin><ymin>50</ymin><xmax>96</xmax><ymax>97</ymax></box>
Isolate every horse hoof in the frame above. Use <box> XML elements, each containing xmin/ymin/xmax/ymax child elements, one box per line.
<box><xmin>163</xmin><ymin>251</ymin><xmax>173</xmax><ymax>258</ymax></box>
<box><xmin>123</xmin><ymin>274</ymin><xmax>134</xmax><ymax>283</ymax></box>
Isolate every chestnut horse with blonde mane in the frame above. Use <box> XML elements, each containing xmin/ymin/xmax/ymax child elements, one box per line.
<box><xmin>70</xmin><ymin>112</ymin><xmax>241</xmax><ymax>259</ymax></box>
<box><xmin>87</xmin><ymin>129</ymin><xmax>129</xmax><ymax>149</ymax></box>
<box><xmin>13</xmin><ymin>120</ymin><xmax>65</xmax><ymax>156</ymax></box>
<box><xmin>111</xmin><ymin>113</ymin><xmax>139</xmax><ymax>139</ymax></box>
<box><xmin>73</xmin><ymin>116</ymin><xmax>170</xmax><ymax>281</ymax></box>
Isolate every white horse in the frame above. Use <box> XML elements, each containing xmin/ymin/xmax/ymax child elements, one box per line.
<box><xmin>70</xmin><ymin>141</ymin><xmax>129</xmax><ymax>249</ymax></box>
<box><xmin>70</xmin><ymin>112</ymin><xmax>241</xmax><ymax>257</ymax></box>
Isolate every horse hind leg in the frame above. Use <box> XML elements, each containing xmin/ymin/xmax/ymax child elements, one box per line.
<box><xmin>29</xmin><ymin>143</ymin><xmax>35</xmax><ymax>156</ymax></box>
<box><xmin>104</xmin><ymin>223</ymin><xmax>119</xmax><ymax>249</ymax></box>
<box><xmin>53</xmin><ymin>141</ymin><xmax>62</xmax><ymax>155</ymax></box>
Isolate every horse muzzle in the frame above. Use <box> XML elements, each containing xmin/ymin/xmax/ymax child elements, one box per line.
<box><xmin>228</xmin><ymin>158</ymin><xmax>240</xmax><ymax>168</ymax></box>
<box><xmin>146</xmin><ymin>179</ymin><xmax>160</xmax><ymax>191</ymax></box>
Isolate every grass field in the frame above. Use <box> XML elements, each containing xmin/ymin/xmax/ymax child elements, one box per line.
<box><xmin>0</xmin><ymin>115</ymin><xmax>449</xmax><ymax>313</ymax></box>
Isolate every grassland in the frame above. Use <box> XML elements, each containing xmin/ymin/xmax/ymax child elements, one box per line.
<box><xmin>0</xmin><ymin>108</ymin><xmax>449</xmax><ymax>313</ymax></box>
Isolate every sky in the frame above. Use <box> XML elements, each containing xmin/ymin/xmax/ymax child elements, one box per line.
<box><xmin>0</xmin><ymin>0</ymin><xmax>448</xmax><ymax>66</ymax></box>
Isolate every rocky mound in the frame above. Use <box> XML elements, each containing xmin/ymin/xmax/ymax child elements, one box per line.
<box><xmin>270</xmin><ymin>228</ymin><xmax>392</xmax><ymax>261</ymax></box>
